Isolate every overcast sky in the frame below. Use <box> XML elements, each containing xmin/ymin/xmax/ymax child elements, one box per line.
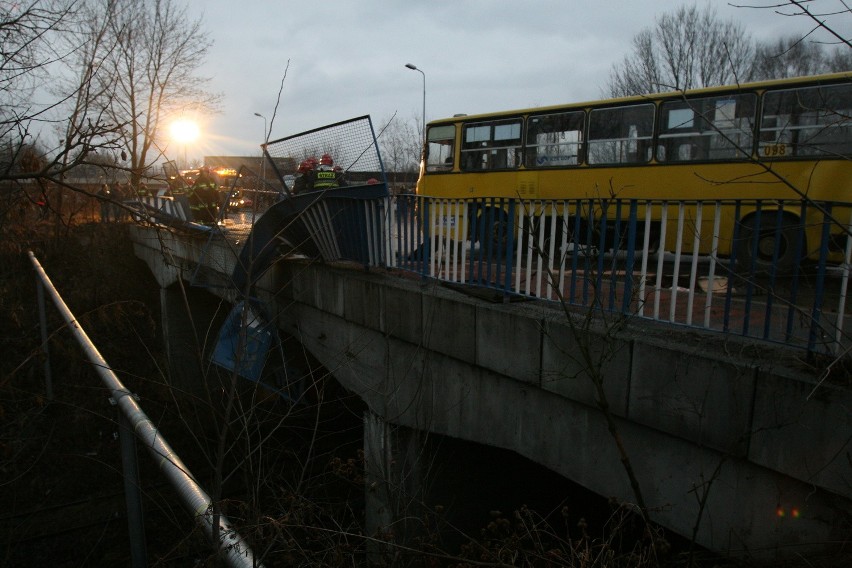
<box><xmin>183</xmin><ymin>0</ymin><xmax>852</xmax><ymax>161</ymax></box>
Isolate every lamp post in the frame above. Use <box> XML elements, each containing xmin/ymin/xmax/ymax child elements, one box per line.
<box><xmin>405</xmin><ymin>63</ymin><xmax>426</xmax><ymax>147</ymax></box>
<box><xmin>253</xmin><ymin>112</ymin><xmax>267</xmax><ymax>143</ymax></box>
<box><xmin>253</xmin><ymin>112</ymin><xmax>268</xmax><ymax>199</ymax></box>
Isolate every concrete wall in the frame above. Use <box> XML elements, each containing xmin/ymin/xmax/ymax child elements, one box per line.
<box><xmin>131</xmin><ymin>225</ymin><xmax>852</xmax><ymax>560</ymax></box>
<box><xmin>264</xmin><ymin>261</ymin><xmax>851</xmax><ymax>559</ymax></box>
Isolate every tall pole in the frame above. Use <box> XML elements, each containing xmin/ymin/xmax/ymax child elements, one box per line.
<box><xmin>253</xmin><ymin>112</ymin><xmax>268</xmax><ymax>204</ymax></box>
<box><xmin>253</xmin><ymin>112</ymin><xmax>267</xmax><ymax>143</ymax></box>
<box><xmin>405</xmin><ymin>63</ymin><xmax>426</xmax><ymax>147</ymax></box>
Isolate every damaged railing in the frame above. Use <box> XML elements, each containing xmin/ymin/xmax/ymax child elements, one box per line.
<box><xmin>28</xmin><ymin>251</ymin><xmax>262</xmax><ymax>568</ymax></box>
<box><xmin>119</xmin><ymin>184</ymin><xmax>850</xmax><ymax>359</ymax></box>
<box><xmin>387</xmin><ymin>195</ymin><xmax>852</xmax><ymax>358</ymax></box>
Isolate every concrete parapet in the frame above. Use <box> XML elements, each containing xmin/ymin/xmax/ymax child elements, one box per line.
<box><xmin>630</xmin><ymin>341</ymin><xmax>756</xmax><ymax>457</ymax></box>
<box><xmin>422</xmin><ymin>294</ymin><xmax>477</xmax><ymax>363</ymax></box>
<box><xmin>540</xmin><ymin>317</ymin><xmax>632</xmax><ymax>415</ymax></box>
<box><xmin>749</xmin><ymin>369</ymin><xmax>851</xmax><ymax>500</ymax></box>
<box><xmin>475</xmin><ymin>303</ymin><xmax>543</xmax><ymax>385</ymax></box>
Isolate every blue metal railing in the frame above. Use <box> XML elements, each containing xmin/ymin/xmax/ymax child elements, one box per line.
<box><xmin>127</xmin><ymin>189</ymin><xmax>851</xmax><ymax>358</ymax></box>
<box><xmin>387</xmin><ymin>195</ymin><xmax>852</xmax><ymax>358</ymax></box>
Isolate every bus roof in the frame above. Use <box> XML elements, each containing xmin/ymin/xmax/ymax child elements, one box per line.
<box><xmin>427</xmin><ymin>71</ymin><xmax>852</xmax><ymax>126</ymax></box>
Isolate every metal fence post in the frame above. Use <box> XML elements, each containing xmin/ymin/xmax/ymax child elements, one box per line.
<box><xmin>113</xmin><ymin>396</ymin><xmax>148</xmax><ymax>568</ymax></box>
<box><xmin>35</xmin><ymin>276</ymin><xmax>54</xmax><ymax>401</ymax></box>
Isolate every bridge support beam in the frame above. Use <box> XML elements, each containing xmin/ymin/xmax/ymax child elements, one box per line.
<box><xmin>159</xmin><ymin>283</ymin><xmax>229</xmax><ymax>397</ymax></box>
<box><xmin>160</xmin><ymin>285</ymin><xmax>203</xmax><ymax>394</ymax></box>
<box><xmin>363</xmin><ymin>410</ymin><xmax>424</xmax><ymax>561</ymax></box>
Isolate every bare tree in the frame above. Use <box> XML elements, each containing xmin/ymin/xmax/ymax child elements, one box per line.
<box><xmin>0</xmin><ymin>0</ymin><xmax>131</xmax><ymax>239</ymax></box>
<box><xmin>0</xmin><ymin>0</ymin><xmax>220</xmax><ymax>236</ymax></box>
<box><xmin>749</xmin><ymin>34</ymin><xmax>850</xmax><ymax>79</ymax></box>
<box><xmin>378</xmin><ymin>113</ymin><xmax>421</xmax><ymax>188</ymax></box>
<box><xmin>827</xmin><ymin>46</ymin><xmax>852</xmax><ymax>70</ymax></box>
<box><xmin>0</xmin><ymin>1</ymin><xmax>122</xmax><ymax>184</ymax></box>
<box><xmin>606</xmin><ymin>5</ymin><xmax>754</xmax><ymax>97</ymax></box>
<box><xmin>93</xmin><ymin>0</ymin><xmax>220</xmax><ymax>190</ymax></box>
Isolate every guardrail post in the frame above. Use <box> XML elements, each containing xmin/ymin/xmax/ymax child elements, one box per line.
<box><xmin>112</xmin><ymin>395</ymin><xmax>148</xmax><ymax>568</ymax></box>
<box><xmin>421</xmin><ymin>198</ymin><xmax>431</xmax><ymax>280</ymax></box>
<box><xmin>35</xmin><ymin>274</ymin><xmax>54</xmax><ymax>401</ymax></box>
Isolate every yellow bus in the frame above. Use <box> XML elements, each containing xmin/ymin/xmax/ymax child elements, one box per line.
<box><xmin>416</xmin><ymin>72</ymin><xmax>852</xmax><ymax>273</ymax></box>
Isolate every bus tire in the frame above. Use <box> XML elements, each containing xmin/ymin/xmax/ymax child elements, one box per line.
<box><xmin>736</xmin><ymin>215</ymin><xmax>802</xmax><ymax>275</ymax></box>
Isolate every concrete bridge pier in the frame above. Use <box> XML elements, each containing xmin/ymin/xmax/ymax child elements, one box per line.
<box><xmin>159</xmin><ymin>283</ymin><xmax>232</xmax><ymax>398</ymax></box>
<box><xmin>364</xmin><ymin>410</ymin><xmax>425</xmax><ymax>560</ymax></box>
<box><xmin>160</xmin><ymin>285</ymin><xmax>199</xmax><ymax>392</ymax></box>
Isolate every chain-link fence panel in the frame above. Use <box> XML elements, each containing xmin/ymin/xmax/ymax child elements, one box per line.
<box><xmin>231</xmin><ymin>116</ymin><xmax>390</xmax><ymax>293</ymax></box>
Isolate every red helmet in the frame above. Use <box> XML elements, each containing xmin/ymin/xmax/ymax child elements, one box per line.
<box><xmin>320</xmin><ymin>154</ymin><xmax>333</xmax><ymax>166</ymax></box>
<box><xmin>307</xmin><ymin>157</ymin><xmax>319</xmax><ymax>167</ymax></box>
<box><xmin>297</xmin><ymin>160</ymin><xmax>313</xmax><ymax>173</ymax></box>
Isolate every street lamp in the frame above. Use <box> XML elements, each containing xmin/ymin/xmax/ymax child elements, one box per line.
<box><xmin>253</xmin><ymin>112</ymin><xmax>268</xmax><ymax>197</ymax></box>
<box><xmin>405</xmin><ymin>63</ymin><xmax>426</xmax><ymax>146</ymax></box>
<box><xmin>253</xmin><ymin>112</ymin><xmax>267</xmax><ymax>143</ymax></box>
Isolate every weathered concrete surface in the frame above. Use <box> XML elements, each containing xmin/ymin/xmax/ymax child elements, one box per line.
<box><xmin>131</xmin><ymin>224</ymin><xmax>852</xmax><ymax>560</ymax></box>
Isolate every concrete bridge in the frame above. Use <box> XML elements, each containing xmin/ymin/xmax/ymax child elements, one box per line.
<box><xmin>129</xmin><ymin>221</ymin><xmax>851</xmax><ymax>562</ymax></box>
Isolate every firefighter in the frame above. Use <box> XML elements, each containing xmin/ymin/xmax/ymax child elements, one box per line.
<box><xmin>292</xmin><ymin>159</ymin><xmax>315</xmax><ymax>194</ymax></box>
<box><xmin>312</xmin><ymin>154</ymin><xmax>345</xmax><ymax>190</ymax></box>
<box><xmin>188</xmin><ymin>166</ymin><xmax>220</xmax><ymax>223</ymax></box>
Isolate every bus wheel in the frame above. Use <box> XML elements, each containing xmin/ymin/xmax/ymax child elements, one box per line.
<box><xmin>736</xmin><ymin>216</ymin><xmax>802</xmax><ymax>275</ymax></box>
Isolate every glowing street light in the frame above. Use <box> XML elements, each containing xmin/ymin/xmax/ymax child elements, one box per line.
<box><xmin>170</xmin><ymin>119</ymin><xmax>199</xmax><ymax>169</ymax></box>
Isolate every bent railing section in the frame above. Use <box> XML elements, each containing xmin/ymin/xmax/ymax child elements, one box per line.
<box><xmin>230</xmin><ymin>183</ymin><xmax>388</xmax><ymax>294</ymax></box>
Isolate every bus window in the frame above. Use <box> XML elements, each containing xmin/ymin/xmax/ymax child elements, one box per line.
<box><xmin>760</xmin><ymin>83</ymin><xmax>852</xmax><ymax>158</ymax></box>
<box><xmin>658</xmin><ymin>93</ymin><xmax>756</xmax><ymax>162</ymax></box>
<box><xmin>426</xmin><ymin>125</ymin><xmax>456</xmax><ymax>172</ymax></box>
<box><xmin>525</xmin><ymin>111</ymin><xmax>584</xmax><ymax>167</ymax></box>
<box><xmin>588</xmin><ymin>103</ymin><xmax>654</xmax><ymax>165</ymax></box>
<box><xmin>460</xmin><ymin>118</ymin><xmax>523</xmax><ymax>171</ymax></box>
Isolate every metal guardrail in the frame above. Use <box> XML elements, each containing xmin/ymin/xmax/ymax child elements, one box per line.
<box><xmin>28</xmin><ymin>251</ymin><xmax>262</xmax><ymax>568</ymax></box>
<box><xmin>385</xmin><ymin>196</ymin><xmax>852</xmax><ymax>358</ymax></box>
<box><xmin>123</xmin><ymin>189</ymin><xmax>850</xmax><ymax>358</ymax></box>
<box><xmin>230</xmin><ymin>183</ymin><xmax>389</xmax><ymax>293</ymax></box>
